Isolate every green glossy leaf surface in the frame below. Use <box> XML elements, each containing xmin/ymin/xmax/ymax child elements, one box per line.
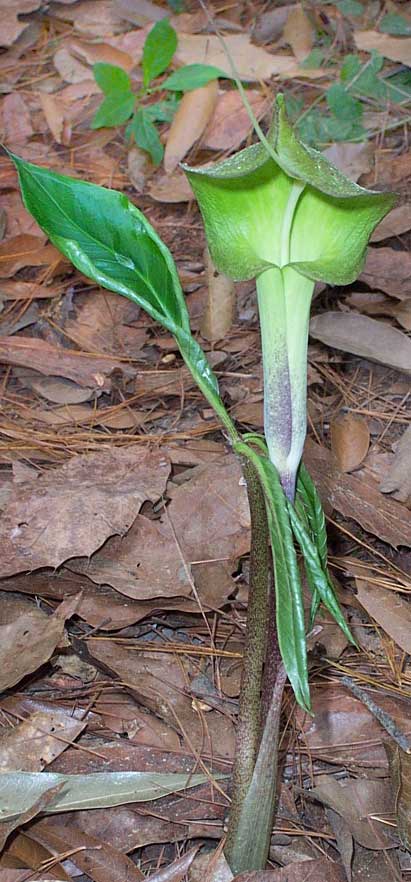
<box><xmin>132</xmin><ymin>107</ymin><xmax>164</xmax><ymax>165</ymax></box>
<box><xmin>142</xmin><ymin>19</ymin><xmax>177</xmax><ymax>87</ymax></box>
<box><xmin>145</xmin><ymin>96</ymin><xmax>179</xmax><ymax>123</ymax></box>
<box><xmin>10</xmin><ymin>154</ymin><xmax>189</xmax><ymax>332</ymax></box>
<box><xmin>380</xmin><ymin>12</ymin><xmax>411</xmax><ymax>35</ymax></box>
<box><xmin>163</xmin><ymin>63</ymin><xmax>227</xmax><ymax>91</ymax></box>
<box><xmin>93</xmin><ymin>62</ymin><xmax>132</xmax><ymax>95</ymax></box>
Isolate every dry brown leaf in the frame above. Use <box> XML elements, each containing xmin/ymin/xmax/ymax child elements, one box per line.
<box><xmin>0</xmin><ymin>235</ymin><xmax>62</xmax><ymax>277</ymax></box>
<box><xmin>331</xmin><ymin>412</ymin><xmax>370</xmax><ymax>472</ymax></box>
<box><xmin>1</xmin><ymin>93</ymin><xmax>33</xmax><ymax>146</ymax></box>
<box><xmin>70</xmin><ymin>38</ymin><xmax>133</xmax><ymax>69</ymax></box>
<box><xmin>310</xmin><ymin>776</ymin><xmax>395</xmax><ymax>849</ymax></box>
<box><xmin>283</xmin><ymin>5</ymin><xmax>314</xmax><ymax>61</ymax></box>
<box><xmin>0</xmin><ymin>707</ymin><xmax>86</xmax><ymax>771</ymax></box>
<box><xmin>324</xmin><ymin>142</ymin><xmax>373</xmax><ymax>182</ymax></box>
<box><xmin>0</xmin><ymin>447</ymin><xmax>170</xmax><ymax>578</ymax></box>
<box><xmin>53</xmin><ymin>46</ymin><xmax>92</xmax><ymax>83</ymax></box>
<box><xmin>164</xmin><ymin>80</ymin><xmax>219</xmax><ymax>173</ymax></box>
<box><xmin>148</xmin><ymin>170</ymin><xmax>194</xmax><ymax>203</ymax></box>
<box><xmin>38</xmin><ymin>93</ymin><xmax>66</xmax><ymax>144</ymax></box>
<box><xmin>50</xmin><ymin>0</ymin><xmax>122</xmax><ymax>37</ymax></box>
<box><xmin>356</xmin><ymin>578</ymin><xmax>411</xmax><ymax>654</ymax></box>
<box><xmin>380</xmin><ymin>424</ymin><xmax>411</xmax><ymax>502</ymax></box>
<box><xmin>128</xmin><ymin>145</ymin><xmax>152</xmax><ymax>192</ymax></box>
<box><xmin>305</xmin><ymin>439</ymin><xmax>411</xmax><ymax>548</ymax></box>
<box><xmin>384</xmin><ymin>740</ymin><xmax>411</xmax><ymax>851</ymax></box>
<box><xmin>355</xmin><ymin>29</ymin><xmax>411</xmax><ymax>65</ymax></box>
<box><xmin>0</xmin><ymin>785</ymin><xmax>63</xmax><ymax>854</ymax></box>
<box><xmin>69</xmin><ymin>455</ymin><xmax>248</xmax><ymax>599</ymax></box>
<box><xmin>0</xmin><ymin>596</ymin><xmax>79</xmax><ymax>692</ymax></box>
<box><xmin>309</xmin><ymin>312</ymin><xmax>411</xmax><ymax>374</ymax></box>
<box><xmin>29</xmin><ymin>818</ymin><xmax>145</xmax><ymax>882</ymax></box>
<box><xmin>114</xmin><ymin>0</ymin><xmax>166</xmax><ymax>26</ymax></box>
<box><xmin>0</xmin><ymin>0</ymin><xmax>41</xmax><ymax>46</ymax></box>
<box><xmin>87</xmin><ymin>639</ymin><xmax>236</xmax><ymax>756</ymax></box>
<box><xmin>174</xmin><ymin>33</ymin><xmax>324</xmax><ymax>82</ymax></box>
<box><xmin>371</xmin><ymin>204</ymin><xmax>411</xmax><ymax>241</ymax></box>
<box><xmin>0</xmin><ymin>337</ymin><xmax>135</xmax><ymax>389</ymax></box>
<box><xmin>361</xmin><ymin>247</ymin><xmax>411</xmax><ymax>297</ymax></box>
<box><xmin>64</xmin><ymin>289</ymin><xmax>147</xmax><ymax>356</ymax></box>
<box><xmin>201</xmin><ymin>248</ymin><xmax>235</xmax><ymax>342</ymax></box>
<box><xmin>19</xmin><ymin>374</ymin><xmax>97</xmax><ymax>404</ymax></box>
<box><xmin>202</xmin><ymin>90</ymin><xmax>268</xmax><ymax>152</ymax></box>
<box><xmin>345</xmin><ymin>290</ymin><xmax>411</xmax><ymax>332</ymax></box>
<box><xmin>147</xmin><ymin>847</ymin><xmax>199</xmax><ymax>882</ymax></box>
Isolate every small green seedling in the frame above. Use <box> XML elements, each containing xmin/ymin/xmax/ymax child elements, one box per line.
<box><xmin>91</xmin><ymin>18</ymin><xmax>227</xmax><ymax>164</ymax></box>
<box><xmin>7</xmin><ymin>94</ymin><xmax>395</xmax><ymax>874</ymax></box>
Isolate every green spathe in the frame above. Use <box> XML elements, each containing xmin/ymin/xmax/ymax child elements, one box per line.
<box><xmin>183</xmin><ymin>94</ymin><xmax>395</xmax><ymax>492</ymax></box>
<box><xmin>183</xmin><ymin>94</ymin><xmax>395</xmax><ymax>284</ymax></box>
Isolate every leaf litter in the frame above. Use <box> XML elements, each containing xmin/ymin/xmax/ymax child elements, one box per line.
<box><xmin>1</xmin><ymin>0</ymin><xmax>411</xmax><ymax>880</ymax></box>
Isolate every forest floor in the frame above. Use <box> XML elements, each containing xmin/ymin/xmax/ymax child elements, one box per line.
<box><xmin>1</xmin><ymin>1</ymin><xmax>411</xmax><ymax>880</ymax></box>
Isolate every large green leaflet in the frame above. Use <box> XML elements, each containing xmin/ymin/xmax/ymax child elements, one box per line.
<box><xmin>9</xmin><ymin>154</ymin><xmax>235</xmax><ymax>439</ymax></box>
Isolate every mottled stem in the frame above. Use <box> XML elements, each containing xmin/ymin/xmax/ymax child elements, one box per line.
<box><xmin>224</xmin><ymin>458</ymin><xmax>270</xmax><ymax>866</ymax></box>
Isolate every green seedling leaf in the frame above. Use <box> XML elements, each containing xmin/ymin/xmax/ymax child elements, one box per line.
<box><xmin>235</xmin><ymin>442</ymin><xmax>310</xmax><ymax>712</ymax></box>
<box><xmin>132</xmin><ymin>107</ymin><xmax>164</xmax><ymax>165</ymax></box>
<box><xmin>184</xmin><ymin>93</ymin><xmax>395</xmax><ymax>285</ymax></box>
<box><xmin>163</xmin><ymin>63</ymin><xmax>227</xmax><ymax>91</ymax></box>
<box><xmin>144</xmin><ymin>96</ymin><xmax>179</xmax><ymax>123</ymax></box>
<box><xmin>326</xmin><ymin>82</ymin><xmax>363</xmax><ymax>121</ymax></box>
<box><xmin>142</xmin><ymin>18</ymin><xmax>177</xmax><ymax>88</ymax></box>
<box><xmin>93</xmin><ymin>62</ymin><xmax>132</xmax><ymax>95</ymax></box>
<box><xmin>0</xmin><ymin>771</ymin><xmax>216</xmax><ymax>821</ymax></box>
<box><xmin>380</xmin><ymin>13</ymin><xmax>411</xmax><ymax>36</ymax></box>
<box><xmin>92</xmin><ymin>92</ymin><xmax>135</xmax><ymax>128</ymax></box>
<box><xmin>91</xmin><ymin>62</ymin><xmax>135</xmax><ymax>128</ymax></box>
<box><xmin>336</xmin><ymin>0</ymin><xmax>363</xmax><ymax>16</ymax></box>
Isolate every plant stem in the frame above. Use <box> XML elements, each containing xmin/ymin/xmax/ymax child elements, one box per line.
<box><xmin>224</xmin><ymin>458</ymin><xmax>270</xmax><ymax>867</ymax></box>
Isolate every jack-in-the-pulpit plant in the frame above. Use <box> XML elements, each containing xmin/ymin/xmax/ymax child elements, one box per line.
<box><xmin>7</xmin><ymin>94</ymin><xmax>394</xmax><ymax>874</ymax></box>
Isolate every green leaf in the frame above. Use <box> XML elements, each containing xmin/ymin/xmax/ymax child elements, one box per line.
<box><xmin>326</xmin><ymin>83</ymin><xmax>363</xmax><ymax>121</ymax></box>
<box><xmin>144</xmin><ymin>95</ymin><xmax>179</xmax><ymax>123</ymax></box>
<box><xmin>9</xmin><ymin>153</ymin><xmax>189</xmax><ymax>333</ymax></box>
<box><xmin>0</xmin><ymin>771</ymin><xmax>217</xmax><ymax>821</ymax></box>
<box><xmin>132</xmin><ymin>107</ymin><xmax>164</xmax><ymax>165</ymax></box>
<box><xmin>336</xmin><ymin>0</ymin><xmax>364</xmax><ymax>16</ymax></box>
<box><xmin>9</xmin><ymin>152</ymin><xmax>238</xmax><ymax>443</ymax></box>
<box><xmin>142</xmin><ymin>18</ymin><xmax>178</xmax><ymax>88</ymax></box>
<box><xmin>287</xmin><ymin>499</ymin><xmax>355</xmax><ymax>646</ymax></box>
<box><xmin>299</xmin><ymin>47</ymin><xmax>325</xmax><ymax>69</ymax></box>
<box><xmin>93</xmin><ymin>62</ymin><xmax>132</xmax><ymax>95</ymax></box>
<box><xmin>163</xmin><ymin>63</ymin><xmax>227</xmax><ymax>91</ymax></box>
<box><xmin>380</xmin><ymin>12</ymin><xmax>411</xmax><ymax>36</ymax></box>
<box><xmin>235</xmin><ymin>442</ymin><xmax>310</xmax><ymax>712</ymax></box>
<box><xmin>91</xmin><ymin>92</ymin><xmax>135</xmax><ymax>128</ymax></box>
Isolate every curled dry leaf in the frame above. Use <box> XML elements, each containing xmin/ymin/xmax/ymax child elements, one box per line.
<box><xmin>305</xmin><ymin>439</ymin><xmax>411</xmax><ymax>548</ymax></box>
<box><xmin>38</xmin><ymin>93</ymin><xmax>66</xmax><ymax>145</ymax></box>
<box><xmin>148</xmin><ymin>170</ymin><xmax>194</xmax><ymax>203</ymax></box>
<box><xmin>283</xmin><ymin>4</ymin><xmax>314</xmax><ymax>61</ymax></box>
<box><xmin>380</xmin><ymin>424</ymin><xmax>411</xmax><ymax>503</ymax></box>
<box><xmin>0</xmin><ymin>595</ymin><xmax>79</xmax><ymax>693</ymax></box>
<box><xmin>1</xmin><ymin>93</ymin><xmax>33</xmax><ymax>146</ymax></box>
<box><xmin>0</xmin><ymin>235</ymin><xmax>62</xmax><ymax>278</ymax></box>
<box><xmin>0</xmin><ymin>447</ymin><xmax>170</xmax><ymax>577</ymax></box>
<box><xmin>201</xmin><ymin>248</ymin><xmax>235</xmax><ymax>342</ymax></box>
<box><xmin>354</xmin><ymin>29</ymin><xmax>411</xmax><ymax>65</ymax></box>
<box><xmin>202</xmin><ymin>90</ymin><xmax>268</xmax><ymax>152</ymax></box>
<box><xmin>384</xmin><ymin>740</ymin><xmax>411</xmax><ymax>851</ymax></box>
<box><xmin>232</xmin><ymin>864</ymin><xmax>346</xmax><ymax>881</ymax></box>
<box><xmin>356</xmin><ymin>579</ymin><xmax>411</xmax><ymax>654</ymax></box>
<box><xmin>371</xmin><ymin>204</ymin><xmax>411</xmax><ymax>242</ymax></box>
<box><xmin>69</xmin><ymin>37</ymin><xmax>133</xmax><ymax>69</ymax></box>
<box><xmin>309</xmin><ymin>776</ymin><xmax>396</xmax><ymax>849</ymax></box>
<box><xmin>310</xmin><ymin>312</ymin><xmax>411</xmax><ymax>374</ymax></box>
<box><xmin>174</xmin><ymin>33</ymin><xmax>324</xmax><ymax>82</ymax></box>
<box><xmin>361</xmin><ymin>247</ymin><xmax>411</xmax><ymax>298</ymax></box>
<box><xmin>164</xmin><ymin>80</ymin><xmax>219</xmax><ymax>173</ymax></box>
<box><xmin>324</xmin><ymin>142</ymin><xmax>373</xmax><ymax>182</ymax></box>
<box><xmin>0</xmin><ymin>706</ymin><xmax>86</xmax><ymax>772</ymax></box>
<box><xmin>0</xmin><ymin>0</ymin><xmax>42</xmax><ymax>47</ymax></box>
<box><xmin>331</xmin><ymin>412</ymin><xmax>370</xmax><ymax>473</ymax></box>
<box><xmin>146</xmin><ymin>846</ymin><xmax>199</xmax><ymax>882</ymax></box>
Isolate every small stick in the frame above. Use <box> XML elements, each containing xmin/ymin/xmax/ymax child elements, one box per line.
<box><xmin>341</xmin><ymin>675</ymin><xmax>411</xmax><ymax>753</ymax></box>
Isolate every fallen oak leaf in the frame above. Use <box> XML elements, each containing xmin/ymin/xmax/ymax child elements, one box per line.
<box><xmin>0</xmin><ymin>595</ymin><xmax>80</xmax><ymax>693</ymax></box>
<box><xmin>379</xmin><ymin>424</ymin><xmax>411</xmax><ymax>504</ymax></box>
<box><xmin>164</xmin><ymin>80</ymin><xmax>219</xmax><ymax>173</ymax></box>
<box><xmin>310</xmin><ymin>312</ymin><xmax>411</xmax><ymax>374</ymax></box>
